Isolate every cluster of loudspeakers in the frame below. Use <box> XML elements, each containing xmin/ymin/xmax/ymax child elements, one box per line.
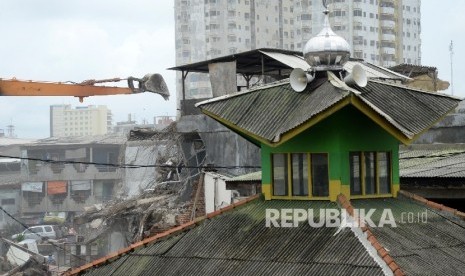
<box><xmin>290</xmin><ymin>64</ymin><xmax>368</xmax><ymax>92</ymax></box>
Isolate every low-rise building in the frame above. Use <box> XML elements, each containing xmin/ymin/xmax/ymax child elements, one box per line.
<box><xmin>19</xmin><ymin>135</ymin><xmax>125</xmax><ymax>223</ymax></box>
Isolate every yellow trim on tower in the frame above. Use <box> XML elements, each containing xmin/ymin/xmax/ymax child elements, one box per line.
<box><xmin>274</xmin><ymin>98</ymin><xmax>351</xmax><ymax>146</ymax></box>
<box><xmin>200</xmin><ymin>109</ymin><xmax>270</xmax><ymax>145</ymax></box>
<box><xmin>392</xmin><ymin>183</ymin><xmax>400</xmax><ymax>197</ymax></box>
<box><xmin>350</xmin><ymin>97</ymin><xmax>411</xmax><ymax>145</ymax></box>
<box><xmin>201</xmin><ymin>94</ymin><xmax>416</xmax><ymax>147</ymax></box>
<box><xmin>329</xmin><ymin>180</ymin><xmax>341</xmax><ymax>202</ymax></box>
<box><xmin>262</xmin><ymin>184</ymin><xmax>272</xmax><ymax>200</ymax></box>
<box><xmin>340</xmin><ymin>185</ymin><xmax>350</xmax><ymax>199</ymax></box>
<box><xmin>350</xmin><ymin>194</ymin><xmax>394</xmax><ymax>200</ymax></box>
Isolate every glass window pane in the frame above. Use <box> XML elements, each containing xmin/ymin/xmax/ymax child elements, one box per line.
<box><xmin>31</xmin><ymin>228</ymin><xmax>43</xmax><ymax>233</ymax></box>
<box><xmin>292</xmin><ymin>153</ymin><xmax>308</xmax><ymax>196</ymax></box>
<box><xmin>365</xmin><ymin>152</ymin><xmax>376</xmax><ymax>194</ymax></box>
<box><xmin>311</xmin><ymin>153</ymin><xmax>329</xmax><ymax>197</ymax></box>
<box><xmin>350</xmin><ymin>152</ymin><xmax>362</xmax><ymax>195</ymax></box>
<box><xmin>378</xmin><ymin>152</ymin><xmax>391</xmax><ymax>194</ymax></box>
<box><xmin>273</xmin><ymin>154</ymin><xmax>288</xmax><ymax>196</ymax></box>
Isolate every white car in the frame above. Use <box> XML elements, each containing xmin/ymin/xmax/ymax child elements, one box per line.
<box><xmin>11</xmin><ymin>225</ymin><xmax>59</xmax><ymax>242</ymax></box>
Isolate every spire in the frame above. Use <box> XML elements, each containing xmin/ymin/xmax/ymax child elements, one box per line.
<box><xmin>302</xmin><ymin>3</ymin><xmax>351</xmax><ymax>71</ymax></box>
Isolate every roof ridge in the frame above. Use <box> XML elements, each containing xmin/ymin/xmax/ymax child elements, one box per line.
<box><xmin>337</xmin><ymin>194</ymin><xmax>405</xmax><ymax>276</ymax></box>
<box><xmin>65</xmin><ymin>194</ymin><xmax>260</xmax><ymax>275</ymax></box>
<box><xmin>398</xmin><ymin>190</ymin><xmax>465</xmax><ymax>220</ymax></box>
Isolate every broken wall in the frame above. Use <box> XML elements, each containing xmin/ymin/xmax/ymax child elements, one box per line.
<box><xmin>124</xmin><ymin>141</ymin><xmax>159</xmax><ymax>197</ymax></box>
<box><xmin>177</xmin><ymin>115</ymin><xmax>261</xmax><ymax>176</ymax></box>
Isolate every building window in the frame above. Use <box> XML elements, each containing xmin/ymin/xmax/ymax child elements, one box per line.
<box><xmin>311</xmin><ymin>154</ymin><xmax>329</xmax><ymax>197</ymax></box>
<box><xmin>272</xmin><ymin>153</ymin><xmax>329</xmax><ymax>198</ymax></box>
<box><xmin>1</xmin><ymin>198</ymin><xmax>15</xmax><ymax>205</ymax></box>
<box><xmin>272</xmin><ymin>154</ymin><xmax>288</xmax><ymax>196</ymax></box>
<box><xmin>378</xmin><ymin>152</ymin><xmax>391</xmax><ymax>194</ymax></box>
<box><xmin>292</xmin><ymin>153</ymin><xmax>308</xmax><ymax>196</ymax></box>
<box><xmin>301</xmin><ymin>14</ymin><xmax>311</xmax><ymax>20</ymax></box>
<box><xmin>350</xmin><ymin>151</ymin><xmax>391</xmax><ymax>196</ymax></box>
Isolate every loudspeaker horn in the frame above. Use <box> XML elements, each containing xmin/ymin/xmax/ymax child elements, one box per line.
<box><xmin>344</xmin><ymin>64</ymin><xmax>368</xmax><ymax>88</ymax></box>
<box><xmin>290</xmin><ymin>68</ymin><xmax>315</xmax><ymax>92</ymax></box>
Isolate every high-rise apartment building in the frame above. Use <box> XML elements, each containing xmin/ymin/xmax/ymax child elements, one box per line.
<box><xmin>175</xmin><ymin>0</ymin><xmax>421</xmax><ymax>101</ymax></box>
<box><xmin>50</xmin><ymin>105</ymin><xmax>112</xmax><ymax>137</ymax></box>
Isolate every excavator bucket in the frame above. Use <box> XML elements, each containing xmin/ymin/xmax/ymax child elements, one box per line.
<box><xmin>127</xmin><ymin>74</ymin><xmax>170</xmax><ymax>100</ymax></box>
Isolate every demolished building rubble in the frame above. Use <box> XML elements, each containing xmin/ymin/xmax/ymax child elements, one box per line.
<box><xmin>73</xmin><ymin>123</ymin><xmax>207</xmax><ymax>255</ymax></box>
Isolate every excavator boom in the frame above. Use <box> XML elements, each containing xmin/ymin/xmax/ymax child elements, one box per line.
<box><xmin>0</xmin><ymin>73</ymin><xmax>169</xmax><ymax>101</ymax></box>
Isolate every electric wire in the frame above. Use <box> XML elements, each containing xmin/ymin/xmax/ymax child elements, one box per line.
<box><xmin>0</xmin><ymin>154</ymin><xmax>262</xmax><ymax>170</ymax></box>
<box><xmin>0</xmin><ymin>206</ymin><xmax>89</xmax><ymax>264</ymax></box>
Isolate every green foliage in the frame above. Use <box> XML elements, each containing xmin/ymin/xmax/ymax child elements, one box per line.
<box><xmin>15</xmin><ymin>233</ymin><xmax>25</xmax><ymax>242</ymax></box>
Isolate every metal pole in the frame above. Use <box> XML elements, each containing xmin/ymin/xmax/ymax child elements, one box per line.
<box><xmin>181</xmin><ymin>70</ymin><xmax>188</xmax><ymax>116</ymax></box>
<box><xmin>261</xmin><ymin>55</ymin><xmax>265</xmax><ymax>83</ymax></box>
<box><xmin>450</xmin><ymin>40</ymin><xmax>454</xmax><ymax>96</ymax></box>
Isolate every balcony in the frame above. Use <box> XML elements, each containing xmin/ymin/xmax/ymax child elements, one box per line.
<box><xmin>380</xmin><ymin>19</ymin><xmax>396</xmax><ymax>29</ymax></box>
<box><xmin>382</xmin><ymin>47</ymin><xmax>396</xmax><ymax>55</ymax></box>
<box><xmin>21</xmin><ymin>193</ymin><xmax>107</xmax><ymax>213</ymax></box>
<box><xmin>23</xmin><ymin>163</ymin><xmax>122</xmax><ymax>182</ymax></box>
<box><xmin>381</xmin><ymin>33</ymin><xmax>396</xmax><ymax>41</ymax></box>
<box><xmin>380</xmin><ymin>7</ymin><xmax>395</xmax><ymax>14</ymax></box>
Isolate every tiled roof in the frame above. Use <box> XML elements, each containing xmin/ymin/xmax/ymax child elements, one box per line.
<box><xmin>68</xmin><ymin>195</ymin><xmax>385</xmax><ymax>276</ymax></box>
<box><xmin>197</xmin><ymin>73</ymin><xmax>460</xmax><ymax>144</ymax></box>
<box><xmin>400</xmin><ymin>144</ymin><xmax>465</xmax><ymax>178</ymax></box>
<box><xmin>350</xmin><ymin>195</ymin><xmax>465</xmax><ymax>276</ymax></box>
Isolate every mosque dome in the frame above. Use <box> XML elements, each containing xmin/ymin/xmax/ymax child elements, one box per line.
<box><xmin>303</xmin><ymin>10</ymin><xmax>350</xmax><ymax>70</ymax></box>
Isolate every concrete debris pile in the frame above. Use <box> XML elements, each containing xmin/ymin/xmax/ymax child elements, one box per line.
<box><xmin>75</xmin><ymin>181</ymin><xmax>190</xmax><ymax>243</ymax></box>
<box><xmin>0</xmin><ymin>255</ymin><xmax>50</xmax><ymax>276</ymax></box>
<box><xmin>123</xmin><ymin>123</ymin><xmax>183</xmax><ymax>197</ymax></box>
<box><xmin>73</xmin><ymin>123</ymin><xmax>207</xmax><ymax>256</ymax></box>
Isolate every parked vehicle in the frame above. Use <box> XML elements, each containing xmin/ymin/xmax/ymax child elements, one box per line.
<box><xmin>11</xmin><ymin>225</ymin><xmax>60</xmax><ymax>242</ymax></box>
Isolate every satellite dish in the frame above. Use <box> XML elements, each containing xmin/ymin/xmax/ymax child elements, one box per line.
<box><xmin>290</xmin><ymin>68</ymin><xmax>315</xmax><ymax>92</ymax></box>
<box><xmin>344</xmin><ymin>64</ymin><xmax>368</xmax><ymax>88</ymax></box>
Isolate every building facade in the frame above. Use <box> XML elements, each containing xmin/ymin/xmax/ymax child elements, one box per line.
<box><xmin>19</xmin><ymin>136</ymin><xmax>124</xmax><ymax>223</ymax></box>
<box><xmin>50</xmin><ymin>105</ymin><xmax>112</xmax><ymax>137</ymax></box>
<box><xmin>174</xmin><ymin>0</ymin><xmax>421</xmax><ymax>105</ymax></box>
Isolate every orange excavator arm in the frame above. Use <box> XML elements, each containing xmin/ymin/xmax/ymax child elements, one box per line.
<box><xmin>0</xmin><ymin>74</ymin><xmax>170</xmax><ymax>102</ymax></box>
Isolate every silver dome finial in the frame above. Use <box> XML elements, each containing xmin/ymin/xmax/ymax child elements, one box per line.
<box><xmin>302</xmin><ymin>1</ymin><xmax>351</xmax><ymax>71</ymax></box>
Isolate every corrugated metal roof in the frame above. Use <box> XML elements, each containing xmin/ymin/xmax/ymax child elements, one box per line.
<box><xmin>259</xmin><ymin>50</ymin><xmax>310</xmax><ymax>70</ymax></box>
<box><xmin>351</xmin><ymin>198</ymin><xmax>465</xmax><ymax>275</ymax></box>
<box><xmin>357</xmin><ymin>80</ymin><xmax>460</xmax><ymax>138</ymax></box>
<box><xmin>169</xmin><ymin>47</ymin><xmax>409</xmax><ymax>83</ymax></box>
<box><xmin>400</xmin><ymin>144</ymin><xmax>465</xmax><ymax>178</ymax></box>
<box><xmin>198</xmin><ymin>74</ymin><xmax>460</xmax><ymax>144</ymax></box>
<box><xmin>21</xmin><ymin>134</ymin><xmax>126</xmax><ymax>147</ymax></box>
<box><xmin>226</xmin><ymin>171</ymin><xmax>261</xmax><ymax>182</ymax></box>
<box><xmin>344</xmin><ymin>60</ymin><xmax>410</xmax><ymax>80</ymax></box>
<box><xmin>79</xmin><ymin>199</ymin><xmax>384</xmax><ymax>276</ymax></box>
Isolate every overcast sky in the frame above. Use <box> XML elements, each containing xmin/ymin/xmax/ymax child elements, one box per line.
<box><xmin>0</xmin><ymin>1</ymin><xmax>463</xmax><ymax>139</ymax></box>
